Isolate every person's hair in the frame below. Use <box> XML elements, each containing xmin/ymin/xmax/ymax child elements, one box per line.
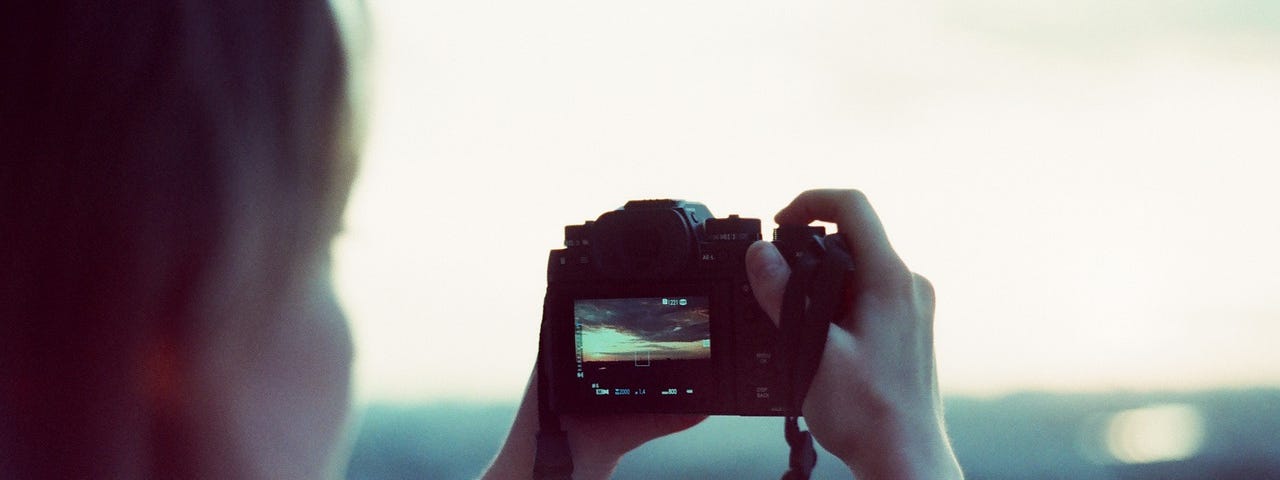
<box><xmin>1</xmin><ymin>1</ymin><xmax>355</xmax><ymax>477</ymax></box>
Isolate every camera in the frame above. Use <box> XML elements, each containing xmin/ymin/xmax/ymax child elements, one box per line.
<box><xmin>539</xmin><ymin>199</ymin><xmax>826</xmax><ymax>416</ymax></box>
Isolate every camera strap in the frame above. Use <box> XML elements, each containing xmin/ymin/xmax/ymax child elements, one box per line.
<box><xmin>534</xmin><ymin>295</ymin><xmax>574</xmax><ymax>480</ymax></box>
<box><xmin>778</xmin><ymin>233</ymin><xmax>856</xmax><ymax>480</ymax></box>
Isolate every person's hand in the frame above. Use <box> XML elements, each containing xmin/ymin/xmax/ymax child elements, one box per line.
<box><xmin>481</xmin><ymin>368</ymin><xmax>705</xmax><ymax>480</ymax></box>
<box><xmin>746</xmin><ymin>189</ymin><xmax>964</xmax><ymax>480</ymax></box>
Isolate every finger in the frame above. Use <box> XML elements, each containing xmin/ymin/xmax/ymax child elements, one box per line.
<box><xmin>745</xmin><ymin>240</ymin><xmax>789</xmax><ymax>327</ymax></box>
<box><xmin>774</xmin><ymin>189</ymin><xmax>911</xmax><ymax>293</ymax></box>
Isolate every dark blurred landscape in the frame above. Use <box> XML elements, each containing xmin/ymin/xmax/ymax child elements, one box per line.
<box><xmin>346</xmin><ymin>389</ymin><xmax>1280</xmax><ymax>479</ymax></box>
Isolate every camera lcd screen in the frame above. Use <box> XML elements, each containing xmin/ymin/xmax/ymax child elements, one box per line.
<box><xmin>576</xmin><ymin>296</ymin><xmax>710</xmax><ymax>362</ymax></box>
<box><xmin>572</xmin><ymin>296</ymin><xmax>712</xmax><ymax>405</ymax></box>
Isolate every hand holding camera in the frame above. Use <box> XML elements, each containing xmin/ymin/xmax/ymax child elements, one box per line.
<box><xmin>747</xmin><ymin>190</ymin><xmax>963</xmax><ymax>480</ymax></box>
<box><xmin>483</xmin><ymin>190</ymin><xmax>962</xmax><ymax>480</ymax></box>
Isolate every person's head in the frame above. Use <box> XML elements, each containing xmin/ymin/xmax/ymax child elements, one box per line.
<box><xmin>2</xmin><ymin>1</ymin><xmax>359</xmax><ymax>477</ymax></box>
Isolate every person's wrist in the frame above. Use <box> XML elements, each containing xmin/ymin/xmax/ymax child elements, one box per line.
<box><xmin>841</xmin><ymin>415</ymin><xmax>963</xmax><ymax>480</ymax></box>
<box><xmin>562</xmin><ymin>427</ymin><xmax>625</xmax><ymax>480</ymax></box>
<box><xmin>563</xmin><ymin>440</ymin><xmax>623</xmax><ymax>480</ymax></box>
<box><xmin>566</xmin><ymin>455</ymin><xmax>622</xmax><ymax>480</ymax></box>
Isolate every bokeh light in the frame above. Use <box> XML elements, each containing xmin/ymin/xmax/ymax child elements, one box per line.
<box><xmin>1104</xmin><ymin>404</ymin><xmax>1205</xmax><ymax>464</ymax></box>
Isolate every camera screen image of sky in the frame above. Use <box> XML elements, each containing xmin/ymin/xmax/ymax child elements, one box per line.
<box><xmin>575</xmin><ymin>296</ymin><xmax>711</xmax><ymax>363</ymax></box>
<box><xmin>574</xmin><ymin>296</ymin><xmax>710</xmax><ymax>396</ymax></box>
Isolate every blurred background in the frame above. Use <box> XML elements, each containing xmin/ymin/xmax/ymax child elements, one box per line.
<box><xmin>331</xmin><ymin>0</ymin><xmax>1280</xmax><ymax>478</ymax></box>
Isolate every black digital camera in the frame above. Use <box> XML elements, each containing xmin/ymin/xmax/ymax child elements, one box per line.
<box><xmin>539</xmin><ymin>200</ymin><xmax>825</xmax><ymax>416</ymax></box>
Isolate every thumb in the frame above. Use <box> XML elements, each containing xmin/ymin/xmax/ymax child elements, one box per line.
<box><xmin>746</xmin><ymin>240</ymin><xmax>790</xmax><ymax>327</ymax></box>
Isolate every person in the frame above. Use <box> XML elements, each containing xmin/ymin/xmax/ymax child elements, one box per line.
<box><xmin>1</xmin><ymin>3</ymin><xmax>962</xmax><ymax>480</ymax></box>
<box><xmin>481</xmin><ymin>190</ymin><xmax>964</xmax><ymax>480</ymax></box>
<box><xmin>2</xmin><ymin>1</ymin><xmax>357</xmax><ymax>478</ymax></box>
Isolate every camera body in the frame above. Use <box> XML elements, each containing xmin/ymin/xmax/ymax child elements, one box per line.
<box><xmin>541</xmin><ymin>199</ymin><xmax>820</xmax><ymax>416</ymax></box>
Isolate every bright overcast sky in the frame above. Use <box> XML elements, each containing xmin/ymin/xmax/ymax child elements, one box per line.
<box><xmin>332</xmin><ymin>0</ymin><xmax>1280</xmax><ymax>403</ymax></box>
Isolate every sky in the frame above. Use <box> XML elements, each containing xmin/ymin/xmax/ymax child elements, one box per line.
<box><xmin>575</xmin><ymin>297</ymin><xmax>712</xmax><ymax>362</ymax></box>
<box><xmin>332</xmin><ymin>0</ymin><xmax>1280</xmax><ymax>403</ymax></box>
